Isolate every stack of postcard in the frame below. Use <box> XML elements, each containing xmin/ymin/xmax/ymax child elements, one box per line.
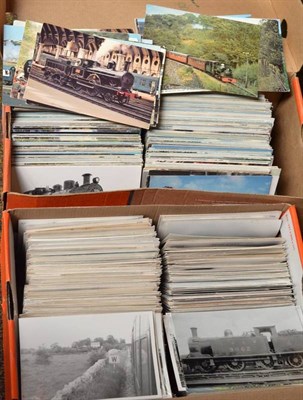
<box><xmin>143</xmin><ymin>94</ymin><xmax>280</xmax><ymax>195</ymax></box>
<box><xmin>157</xmin><ymin>211</ymin><xmax>303</xmax><ymax>393</ymax></box>
<box><xmin>11</xmin><ymin>110</ymin><xmax>143</xmax><ymax>194</ymax></box>
<box><xmin>18</xmin><ymin>215</ymin><xmax>172</xmax><ymax>399</ymax></box>
<box><xmin>158</xmin><ymin>211</ymin><xmax>295</xmax><ymax>313</ymax></box>
<box><xmin>21</xmin><ymin>216</ymin><xmax>162</xmax><ymax>316</ymax></box>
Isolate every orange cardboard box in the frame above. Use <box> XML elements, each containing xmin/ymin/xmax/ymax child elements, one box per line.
<box><xmin>1</xmin><ymin>203</ymin><xmax>303</xmax><ymax>400</ymax></box>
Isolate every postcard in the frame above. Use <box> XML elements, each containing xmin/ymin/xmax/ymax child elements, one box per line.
<box><xmin>144</xmin><ymin>5</ymin><xmax>261</xmax><ymax>97</ymax></box>
<box><xmin>2</xmin><ymin>24</ymin><xmax>27</xmax><ymax>106</ymax></box>
<box><xmin>166</xmin><ymin>306</ymin><xmax>303</xmax><ymax>391</ymax></box>
<box><xmin>11</xmin><ymin>165</ymin><xmax>142</xmax><ymax>194</ymax></box>
<box><xmin>148</xmin><ymin>173</ymin><xmax>273</xmax><ymax>195</ymax></box>
<box><xmin>19</xmin><ymin>311</ymin><xmax>162</xmax><ymax>399</ymax></box>
<box><xmin>24</xmin><ymin>23</ymin><xmax>166</xmax><ymax>129</ymax></box>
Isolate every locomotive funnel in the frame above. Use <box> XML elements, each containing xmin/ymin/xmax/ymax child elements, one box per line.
<box><xmin>190</xmin><ymin>327</ymin><xmax>198</xmax><ymax>338</ymax></box>
<box><xmin>82</xmin><ymin>173</ymin><xmax>92</xmax><ymax>185</ymax></box>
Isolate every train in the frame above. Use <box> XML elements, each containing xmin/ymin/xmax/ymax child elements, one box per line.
<box><xmin>42</xmin><ymin>56</ymin><xmax>137</xmax><ymax>105</ymax></box>
<box><xmin>182</xmin><ymin>326</ymin><xmax>303</xmax><ymax>373</ymax></box>
<box><xmin>3</xmin><ymin>65</ymin><xmax>16</xmax><ymax>85</ymax></box>
<box><xmin>166</xmin><ymin>51</ymin><xmax>237</xmax><ymax>84</ymax></box>
<box><xmin>24</xmin><ymin>173</ymin><xmax>103</xmax><ymax>195</ymax></box>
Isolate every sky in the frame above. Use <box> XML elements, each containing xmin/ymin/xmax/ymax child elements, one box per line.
<box><xmin>19</xmin><ymin>311</ymin><xmax>153</xmax><ymax>349</ymax></box>
<box><xmin>170</xmin><ymin>306</ymin><xmax>303</xmax><ymax>355</ymax></box>
<box><xmin>149</xmin><ymin>174</ymin><xmax>272</xmax><ymax>194</ymax></box>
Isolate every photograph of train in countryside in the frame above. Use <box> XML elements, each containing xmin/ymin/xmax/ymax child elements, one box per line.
<box><xmin>24</xmin><ymin>23</ymin><xmax>165</xmax><ymax>129</ymax></box>
<box><xmin>19</xmin><ymin>312</ymin><xmax>161</xmax><ymax>400</ymax></box>
<box><xmin>144</xmin><ymin>5</ymin><xmax>261</xmax><ymax>97</ymax></box>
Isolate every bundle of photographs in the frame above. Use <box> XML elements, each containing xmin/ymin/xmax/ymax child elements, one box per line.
<box><xmin>11</xmin><ymin>110</ymin><xmax>143</xmax><ymax>194</ymax></box>
<box><xmin>18</xmin><ymin>215</ymin><xmax>171</xmax><ymax>399</ymax></box>
<box><xmin>157</xmin><ymin>211</ymin><xmax>303</xmax><ymax>393</ymax></box>
<box><xmin>143</xmin><ymin>94</ymin><xmax>280</xmax><ymax>194</ymax></box>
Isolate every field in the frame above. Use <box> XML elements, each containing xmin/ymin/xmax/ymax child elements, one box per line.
<box><xmin>21</xmin><ymin>352</ymin><xmax>91</xmax><ymax>399</ymax></box>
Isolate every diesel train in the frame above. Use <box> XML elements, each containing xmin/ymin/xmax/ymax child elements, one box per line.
<box><xmin>182</xmin><ymin>326</ymin><xmax>303</xmax><ymax>373</ymax></box>
<box><xmin>166</xmin><ymin>51</ymin><xmax>237</xmax><ymax>84</ymax></box>
<box><xmin>42</xmin><ymin>57</ymin><xmax>137</xmax><ymax>105</ymax></box>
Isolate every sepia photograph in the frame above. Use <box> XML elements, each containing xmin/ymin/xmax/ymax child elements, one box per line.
<box><xmin>19</xmin><ymin>311</ymin><xmax>161</xmax><ymax>400</ymax></box>
<box><xmin>24</xmin><ymin>23</ymin><xmax>165</xmax><ymax>129</ymax></box>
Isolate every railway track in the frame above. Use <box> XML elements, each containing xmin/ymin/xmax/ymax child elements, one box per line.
<box><xmin>29</xmin><ymin>66</ymin><xmax>154</xmax><ymax>124</ymax></box>
<box><xmin>185</xmin><ymin>367</ymin><xmax>303</xmax><ymax>385</ymax></box>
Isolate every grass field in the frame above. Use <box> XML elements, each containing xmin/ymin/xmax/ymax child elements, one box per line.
<box><xmin>21</xmin><ymin>352</ymin><xmax>91</xmax><ymax>400</ymax></box>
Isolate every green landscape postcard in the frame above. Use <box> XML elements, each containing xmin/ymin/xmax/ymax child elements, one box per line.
<box><xmin>144</xmin><ymin>5</ymin><xmax>261</xmax><ymax>97</ymax></box>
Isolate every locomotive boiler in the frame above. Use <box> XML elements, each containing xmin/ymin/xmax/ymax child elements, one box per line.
<box><xmin>43</xmin><ymin>56</ymin><xmax>136</xmax><ymax>105</ymax></box>
<box><xmin>182</xmin><ymin>326</ymin><xmax>303</xmax><ymax>373</ymax></box>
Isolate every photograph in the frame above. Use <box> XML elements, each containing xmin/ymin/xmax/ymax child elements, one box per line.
<box><xmin>144</xmin><ymin>5</ymin><xmax>261</xmax><ymax>97</ymax></box>
<box><xmin>19</xmin><ymin>311</ymin><xmax>162</xmax><ymax>400</ymax></box>
<box><xmin>11</xmin><ymin>165</ymin><xmax>142</xmax><ymax>194</ymax></box>
<box><xmin>2</xmin><ymin>24</ymin><xmax>27</xmax><ymax>107</ymax></box>
<box><xmin>24</xmin><ymin>23</ymin><xmax>166</xmax><ymax>129</ymax></box>
<box><xmin>167</xmin><ymin>306</ymin><xmax>303</xmax><ymax>390</ymax></box>
<box><xmin>147</xmin><ymin>173</ymin><xmax>273</xmax><ymax>195</ymax></box>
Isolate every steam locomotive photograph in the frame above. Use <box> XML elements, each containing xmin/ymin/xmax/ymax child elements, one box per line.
<box><xmin>23</xmin><ymin>23</ymin><xmax>165</xmax><ymax>129</ymax></box>
<box><xmin>24</xmin><ymin>173</ymin><xmax>103</xmax><ymax>195</ymax></box>
<box><xmin>167</xmin><ymin>306</ymin><xmax>303</xmax><ymax>389</ymax></box>
<box><xmin>144</xmin><ymin>5</ymin><xmax>261</xmax><ymax>97</ymax></box>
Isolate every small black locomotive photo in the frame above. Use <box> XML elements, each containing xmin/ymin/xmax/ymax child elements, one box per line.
<box><xmin>168</xmin><ymin>306</ymin><xmax>303</xmax><ymax>390</ymax></box>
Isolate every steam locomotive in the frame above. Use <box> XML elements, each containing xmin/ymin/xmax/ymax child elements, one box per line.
<box><xmin>24</xmin><ymin>173</ymin><xmax>103</xmax><ymax>195</ymax></box>
<box><xmin>43</xmin><ymin>57</ymin><xmax>136</xmax><ymax>105</ymax></box>
<box><xmin>166</xmin><ymin>51</ymin><xmax>236</xmax><ymax>83</ymax></box>
<box><xmin>182</xmin><ymin>326</ymin><xmax>303</xmax><ymax>373</ymax></box>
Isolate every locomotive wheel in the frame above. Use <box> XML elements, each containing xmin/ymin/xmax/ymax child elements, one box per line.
<box><xmin>71</xmin><ymin>79</ymin><xmax>82</xmax><ymax>92</ymax></box>
<box><xmin>260</xmin><ymin>358</ymin><xmax>274</xmax><ymax>369</ymax></box>
<box><xmin>287</xmin><ymin>354</ymin><xmax>303</xmax><ymax>368</ymax></box>
<box><xmin>87</xmin><ymin>74</ymin><xmax>101</xmax><ymax>97</ymax></box>
<box><xmin>118</xmin><ymin>95</ymin><xmax>129</xmax><ymax>105</ymax></box>
<box><xmin>226</xmin><ymin>361</ymin><xmax>245</xmax><ymax>372</ymax></box>
<box><xmin>52</xmin><ymin>74</ymin><xmax>61</xmax><ymax>85</ymax></box>
<box><xmin>201</xmin><ymin>360</ymin><xmax>217</xmax><ymax>372</ymax></box>
<box><xmin>104</xmin><ymin>92</ymin><xmax>113</xmax><ymax>103</ymax></box>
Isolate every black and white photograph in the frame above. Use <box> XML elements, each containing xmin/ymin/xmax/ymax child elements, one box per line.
<box><xmin>23</xmin><ymin>23</ymin><xmax>166</xmax><ymax>129</ymax></box>
<box><xmin>11</xmin><ymin>165</ymin><xmax>143</xmax><ymax>194</ymax></box>
<box><xmin>166</xmin><ymin>306</ymin><xmax>303</xmax><ymax>392</ymax></box>
<box><xmin>19</xmin><ymin>311</ymin><xmax>162</xmax><ymax>400</ymax></box>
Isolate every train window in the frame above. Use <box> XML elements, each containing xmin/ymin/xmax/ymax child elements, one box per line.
<box><xmin>189</xmin><ymin>347</ymin><xmax>198</xmax><ymax>352</ymax></box>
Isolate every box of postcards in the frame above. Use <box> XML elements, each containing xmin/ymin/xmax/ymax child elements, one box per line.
<box><xmin>1</xmin><ymin>203</ymin><xmax>303</xmax><ymax>400</ymax></box>
<box><xmin>1</xmin><ymin>0</ymin><xmax>303</xmax><ymax>206</ymax></box>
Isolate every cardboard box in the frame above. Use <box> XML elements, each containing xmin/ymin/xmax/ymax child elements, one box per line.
<box><xmin>1</xmin><ymin>1</ymin><xmax>303</xmax><ymax>399</ymax></box>
<box><xmin>1</xmin><ymin>0</ymin><xmax>303</xmax><ymax>199</ymax></box>
<box><xmin>1</xmin><ymin>203</ymin><xmax>303</xmax><ymax>400</ymax></box>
